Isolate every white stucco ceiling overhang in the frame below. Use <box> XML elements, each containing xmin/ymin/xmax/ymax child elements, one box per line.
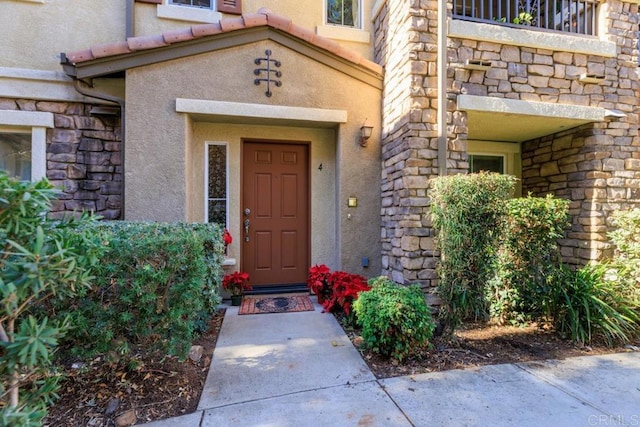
<box><xmin>458</xmin><ymin>95</ymin><xmax>611</xmax><ymax>142</ymax></box>
<box><xmin>176</xmin><ymin>99</ymin><xmax>347</xmax><ymax>128</ymax></box>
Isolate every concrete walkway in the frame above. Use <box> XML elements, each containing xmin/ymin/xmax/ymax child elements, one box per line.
<box><xmin>141</xmin><ymin>299</ymin><xmax>640</xmax><ymax>427</ymax></box>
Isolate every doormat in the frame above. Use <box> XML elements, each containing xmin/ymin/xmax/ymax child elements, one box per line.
<box><xmin>238</xmin><ymin>295</ymin><xmax>315</xmax><ymax>315</ymax></box>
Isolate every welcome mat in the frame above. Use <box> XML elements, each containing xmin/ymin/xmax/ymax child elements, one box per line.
<box><xmin>238</xmin><ymin>295</ymin><xmax>315</xmax><ymax>315</ymax></box>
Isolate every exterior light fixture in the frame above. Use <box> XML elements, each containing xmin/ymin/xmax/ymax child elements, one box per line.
<box><xmin>360</xmin><ymin>125</ymin><xmax>374</xmax><ymax>147</ymax></box>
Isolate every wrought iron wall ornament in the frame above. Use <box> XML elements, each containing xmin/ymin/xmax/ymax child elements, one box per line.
<box><xmin>254</xmin><ymin>49</ymin><xmax>282</xmax><ymax>97</ymax></box>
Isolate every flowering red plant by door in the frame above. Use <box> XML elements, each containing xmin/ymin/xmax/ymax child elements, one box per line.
<box><xmin>307</xmin><ymin>264</ymin><xmax>331</xmax><ymax>303</ymax></box>
<box><xmin>223</xmin><ymin>229</ymin><xmax>232</xmax><ymax>255</ymax></box>
<box><xmin>306</xmin><ymin>265</ymin><xmax>370</xmax><ymax>315</ymax></box>
<box><xmin>222</xmin><ymin>271</ymin><xmax>251</xmax><ymax>296</ymax></box>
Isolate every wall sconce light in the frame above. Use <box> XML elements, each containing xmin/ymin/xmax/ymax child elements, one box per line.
<box><xmin>360</xmin><ymin>125</ymin><xmax>374</xmax><ymax>147</ymax></box>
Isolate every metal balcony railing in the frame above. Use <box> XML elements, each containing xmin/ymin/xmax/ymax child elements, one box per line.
<box><xmin>453</xmin><ymin>0</ymin><xmax>598</xmax><ymax>35</ymax></box>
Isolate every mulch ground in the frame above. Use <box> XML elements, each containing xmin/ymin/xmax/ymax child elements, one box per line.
<box><xmin>336</xmin><ymin>315</ymin><xmax>640</xmax><ymax>379</ymax></box>
<box><xmin>43</xmin><ymin>308</ymin><xmax>639</xmax><ymax>425</ymax></box>
<box><xmin>43</xmin><ymin>309</ymin><xmax>225</xmax><ymax>427</ymax></box>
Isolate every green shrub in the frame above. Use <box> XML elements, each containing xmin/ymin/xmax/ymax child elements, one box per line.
<box><xmin>430</xmin><ymin>172</ymin><xmax>516</xmax><ymax>331</ymax></box>
<box><xmin>487</xmin><ymin>194</ymin><xmax>570</xmax><ymax>323</ymax></box>
<box><xmin>55</xmin><ymin>221</ymin><xmax>224</xmax><ymax>360</ymax></box>
<box><xmin>0</xmin><ymin>172</ymin><xmax>102</xmax><ymax>424</ymax></box>
<box><xmin>608</xmin><ymin>209</ymin><xmax>640</xmax><ymax>294</ymax></box>
<box><xmin>550</xmin><ymin>265</ymin><xmax>640</xmax><ymax>346</ymax></box>
<box><xmin>353</xmin><ymin>277</ymin><xmax>435</xmax><ymax>361</ymax></box>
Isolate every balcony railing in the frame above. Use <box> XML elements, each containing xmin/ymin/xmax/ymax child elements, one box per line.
<box><xmin>453</xmin><ymin>0</ymin><xmax>598</xmax><ymax>35</ymax></box>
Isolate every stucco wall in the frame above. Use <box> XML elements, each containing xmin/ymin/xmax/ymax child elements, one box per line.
<box><xmin>125</xmin><ymin>38</ymin><xmax>382</xmax><ymax>276</ymax></box>
<box><xmin>134</xmin><ymin>0</ymin><xmax>376</xmax><ymax>60</ymax></box>
<box><xmin>1</xmin><ymin>0</ymin><xmax>125</xmax><ymax>71</ymax></box>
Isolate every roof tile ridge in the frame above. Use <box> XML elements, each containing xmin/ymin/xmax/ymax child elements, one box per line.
<box><xmin>258</xmin><ymin>8</ymin><xmax>293</xmax><ymax>32</ymax></box>
<box><xmin>219</xmin><ymin>16</ymin><xmax>245</xmax><ymax>32</ymax></box>
<box><xmin>163</xmin><ymin>27</ymin><xmax>196</xmax><ymax>44</ymax></box>
<box><xmin>191</xmin><ymin>22</ymin><xmax>223</xmax><ymax>38</ymax></box>
<box><xmin>127</xmin><ymin>34</ymin><xmax>168</xmax><ymax>51</ymax></box>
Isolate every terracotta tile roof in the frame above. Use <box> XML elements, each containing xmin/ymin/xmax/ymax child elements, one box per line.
<box><xmin>63</xmin><ymin>8</ymin><xmax>382</xmax><ymax>75</ymax></box>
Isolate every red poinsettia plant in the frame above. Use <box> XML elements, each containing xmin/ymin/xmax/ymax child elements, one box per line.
<box><xmin>222</xmin><ymin>271</ymin><xmax>251</xmax><ymax>296</ymax></box>
<box><xmin>322</xmin><ymin>271</ymin><xmax>370</xmax><ymax>316</ymax></box>
<box><xmin>307</xmin><ymin>265</ymin><xmax>370</xmax><ymax>316</ymax></box>
<box><xmin>307</xmin><ymin>264</ymin><xmax>331</xmax><ymax>303</ymax></box>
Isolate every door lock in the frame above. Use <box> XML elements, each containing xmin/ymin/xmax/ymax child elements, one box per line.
<box><xmin>244</xmin><ymin>219</ymin><xmax>250</xmax><ymax>242</ymax></box>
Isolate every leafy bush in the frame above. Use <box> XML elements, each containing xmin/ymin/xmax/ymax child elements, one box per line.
<box><xmin>549</xmin><ymin>265</ymin><xmax>640</xmax><ymax>346</ymax></box>
<box><xmin>608</xmin><ymin>209</ymin><xmax>640</xmax><ymax>293</ymax></box>
<box><xmin>430</xmin><ymin>172</ymin><xmax>516</xmax><ymax>331</ymax></box>
<box><xmin>487</xmin><ymin>195</ymin><xmax>570</xmax><ymax>323</ymax></box>
<box><xmin>353</xmin><ymin>277</ymin><xmax>435</xmax><ymax>361</ymax></box>
<box><xmin>55</xmin><ymin>221</ymin><xmax>224</xmax><ymax>360</ymax></box>
<box><xmin>0</xmin><ymin>172</ymin><xmax>102</xmax><ymax>424</ymax></box>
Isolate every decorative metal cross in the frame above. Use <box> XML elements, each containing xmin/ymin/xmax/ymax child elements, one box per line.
<box><xmin>254</xmin><ymin>49</ymin><xmax>282</xmax><ymax>97</ymax></box>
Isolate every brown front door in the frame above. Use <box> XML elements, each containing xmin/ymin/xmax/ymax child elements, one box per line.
<box><xmin>242</xmin><ymin>141</ymin><xmax>309</xmax><ymax>287</ymax></box>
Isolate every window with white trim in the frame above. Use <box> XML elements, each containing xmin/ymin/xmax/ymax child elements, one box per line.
<box><xmin>170</xmin><ymin>0</ymin><xmax>212</xmax><ymax>9</ymax></box>
<box><xmin>326</xmin><ymin>0</ymin><xmax>361</xmax><ymax>28</ymax></box>
<box><xmin>158</xmin><ymin>0</ymin><xmax>222</xmax><ymax>23</ymax></box>
<box><xmin>0</xmin><ymin>132</ymin><xmax>33</xmax><ymax>181</ymax></box>
<box><xmin>468</xmin><ymin>154</ymin><xmax>505</xmax><ymax>174</ymax></box>
<box><xmin>0</xmin><ymin>111</ymin><xmax>51</xmax><ymax>182</ymax></box>
<box><xmin>205</xmin><ymin>142</ymin><xmax>228</xmax><ymax>226</ymax></box>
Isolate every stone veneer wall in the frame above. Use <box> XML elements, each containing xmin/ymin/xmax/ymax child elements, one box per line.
<box><xmin>376</xmin><ymin>0</ymin><xmax>468</xmax><ymax>291</ymax></box>
<box><xmin>522</xmin><ymin>123</ymin><xmax>640</xmax><ymax>264</ymax></box>
<box><xmin>378</xmin><ymin>0</ymin><xmax>639</xmax><ymax>288</ymax></box>
<box><xmin>0</xmin><ymin>98</ymin><xmax>122</xmax><ymax>219</ymax></box>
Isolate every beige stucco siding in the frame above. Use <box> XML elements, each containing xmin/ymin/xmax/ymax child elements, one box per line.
<box><xmin>2</xmin><ymin>1</ymin><xmax>125</xmax><ymax>71</ymax></box>
<box><xmin>134</xmin><ymin>0</ymin><xmax>375</xmax><ymax>60</ymax></box>
<box><xmin>125</xmin><ymin>39</ymin><xmax>381</xmax><ymax>275</ymax></box>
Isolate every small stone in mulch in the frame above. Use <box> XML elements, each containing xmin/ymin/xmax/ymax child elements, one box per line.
<box><xmin>188</xmin><ymin>345</ymin><xmax>204</xmax><ymax>362</ymax></box>
<box><xmin>115</xmin><ymin>409</ymin><xmax>137</xmax><ymax>426</ymax></box>
<box><xmin>105</xmin><ymin>398</ymin><xmax>120</xmax><ymax>416</ymax></box>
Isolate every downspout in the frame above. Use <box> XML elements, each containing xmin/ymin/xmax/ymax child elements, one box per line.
<box><xmin>73</xmin><ymin>79</ymin><xmax>127</xmax><ymax>220</ymax></box>
<box><xmin>437</xmin><ymin>0</ymin><xmax>448</xmax><ymax>175</ymax></box>
<box><xmin>126</xmin><ymin>0</ymin><xmax>135</xmax><ymax>38</ymax></box>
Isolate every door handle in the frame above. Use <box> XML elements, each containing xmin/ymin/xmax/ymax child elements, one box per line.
<box><xmin>244</xmin><ymin>219</ymin><xmax>250</xmax><ymax>242</ymax></box>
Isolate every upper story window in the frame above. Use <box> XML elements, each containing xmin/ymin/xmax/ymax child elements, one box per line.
<box><xmin>170</xmin><ymin>0</ymin><xmax>212</xmax><ymax>9</ymax></box>
<box><xmin>326</xmin><ymin>0</ymin><xmax>361</xmax><ymax>28</ymax></box>
<box><xmin>453</xmin><ymin>0</ymin><xmax>598</xmax><ymax>36</ymax></box>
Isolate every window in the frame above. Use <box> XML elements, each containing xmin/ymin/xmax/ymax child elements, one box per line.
<box><xmin>0</xmin><ymin>110</ymin><xmax>52</xmax><ymax>182</ymax></box>
<box><xmin>0</xmin><ymin>133</ymin><xmax>32</xmax><ymax>180</ymax></box>
<box><xmin>205</xmin><ymin>142</ymin><xmax>228</xmax><ymax>226</ymax></box>
<box><xmin>170</xmin><ymin>0</ymin><xmax>211</xmax><ymax>9</ymax></box>
<box><xmin>326</xmin><ymin>0</ymin><xmax>361</xmax><ymax>28</ymax></box>
<box><xmin>158</xmin><ymin>0</ymin><xmax>222</xmax><ymax>23</ymax></box>
<box><xmin>469</xmin><ymin>154</ymin><xmax>505</xmax><ymax>174</ymax></box>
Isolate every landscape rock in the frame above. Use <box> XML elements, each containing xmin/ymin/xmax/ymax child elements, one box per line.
<box><xmin>105</xmin><ymin>398</ymin><xmax>120</xmax><ymax>416</ymax></box>
<box><xmin>188</xmin><ymin>345</ymin><xmax>204</xmax><ymax>362</ymax></box>
<box><xmin>115</xmin><ymin>409</ymin><xmax>136</xmax><ymax>426</ymax></box>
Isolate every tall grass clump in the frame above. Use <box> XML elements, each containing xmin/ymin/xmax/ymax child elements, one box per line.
<box><xmin>430</xmin><ymin>172</ymin><xmax>516</xmax><ymax>331</ymax></box>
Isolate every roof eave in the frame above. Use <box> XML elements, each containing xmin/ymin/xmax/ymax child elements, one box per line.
<box><xmin>61</xmin><ymin>27</ymin><xmax>383</xmax><ymax>89</ymax></box>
